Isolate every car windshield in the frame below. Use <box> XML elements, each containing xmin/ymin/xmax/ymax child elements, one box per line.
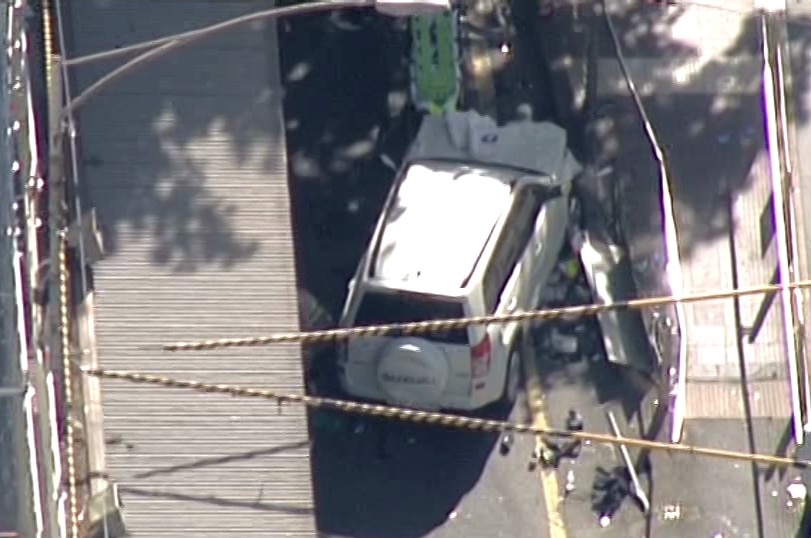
<box><xmin>354</xmin><ymin>290</ymin><xmax>469</xmax><ymax>345</ymax></box>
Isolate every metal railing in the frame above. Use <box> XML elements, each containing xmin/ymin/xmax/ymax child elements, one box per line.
<box><xmin>773</xmin><ymin>9</ymin><xmax>811</xmax><ymax>432</ymax></box>
<box><xmin>600</xmin><ymin>0</ymin><xmax>688</xmax><ymax>444</ymax></box>
<box><xmin>761</xmin><ymin>10</ymin><xmax>808</xmax><ymax>445</ymax></box>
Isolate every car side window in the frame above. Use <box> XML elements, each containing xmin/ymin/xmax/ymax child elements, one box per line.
<box><xmin>481</xmin><ymin>184</ymin><xmax>545</xmax><ymax>314</ymax></box>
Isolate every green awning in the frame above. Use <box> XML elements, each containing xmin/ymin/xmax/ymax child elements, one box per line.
<box><xmin>410</xmin><ymin>12</ymin><xmax>461</xmax><ymax>113</ymax></box>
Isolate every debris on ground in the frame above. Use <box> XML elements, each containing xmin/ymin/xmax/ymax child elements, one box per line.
<box><xmin>564</xmin><ymin>469</ymin><xmax>576</xmax><ymax>497</ymax></box>
<box><xmin>592</xmin><ymin>467</ymin><xmax>632</xmax><ymax>525</ymax></box>
<box><xmin>530</xmin><ymin>239</ymin><xmax>608</xmax><ymax>366</ymax></box>
<box><xmin>550</xmin><ymin>329</ymin><xmax>578</xmax><ymax>354</ymax></box>
<box><xmin>787</xmin><ymin>482</ymin><xmax>807</xmax><ymax>502</ymax></box>
<box><xmin>499</xmin><ymin>431</ymin><xmax>515</xmax><ymax>455</ymax></box>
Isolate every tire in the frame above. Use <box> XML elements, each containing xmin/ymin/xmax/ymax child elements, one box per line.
<box><xmin>297</xmin><ymin>289</ymin><xmax>336</xmax><ymax>394</ymax></box>
<box><xmin>498</xmin><ymin>345</ymin><xmax>522</xmax><ymax>408</ymax></box>
<box><xmin>298</xmin><ymin>288</ymin><xmax>334</xmax><ymax>332</ymax></box>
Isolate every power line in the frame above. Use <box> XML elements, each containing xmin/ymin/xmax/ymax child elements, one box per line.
<box><xmin>80</xmin><ymin>364</ymin><xmax>811</xmax><ymax>471</ymax></box>
<box><xmin>63</xmin><ymin>0</ymin><xmax>375</xmax><ymax>68</ymax></box>
<box><xmin>162</xmin><ymin>278</ymin><xmax>811</xmax><ymax>351</ymax></box>
<box><xmin>59</xmin><ymin>0</ymin><xmax>811</xmax><ymax>71</ymax></box>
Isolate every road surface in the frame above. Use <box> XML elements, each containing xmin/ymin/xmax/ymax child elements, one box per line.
<box><xmin>278</xmin><ymin>7</ymin><xmax>562</xmax><ymax>538</ymax></box>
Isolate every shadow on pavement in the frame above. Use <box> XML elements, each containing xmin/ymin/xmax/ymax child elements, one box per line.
<box><xmin>312</xmin><ymin>415</ymin><xmax>499</xmax><ymax>538</ymax></box>
<box><xmin>279</xmin><ymin>11</ymin><xmax>413</xmax><ymax>314</ymax></box>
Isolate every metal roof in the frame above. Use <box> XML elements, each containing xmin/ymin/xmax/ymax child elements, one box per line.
<box><xmin>65</xmin><ymin>0</ymin><xmax>315</xmax><ymax>535</ymax></box>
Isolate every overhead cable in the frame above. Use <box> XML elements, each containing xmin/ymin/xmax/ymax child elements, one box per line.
<box><xmin>163</xmin><ymin>279</ymin><xmax>811</xmax><ymax>351</ymax></box>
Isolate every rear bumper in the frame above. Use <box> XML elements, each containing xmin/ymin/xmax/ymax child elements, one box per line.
<box><xmin>338</xmin><ymin>362</ymin><xmax>502</xmax><ymax>411</ymax></box>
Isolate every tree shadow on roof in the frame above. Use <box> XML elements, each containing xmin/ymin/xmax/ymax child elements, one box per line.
<box><xmin>63</xmin><ymin>1</ymin><xmax>401</xmax><ymax>275</ymax></box>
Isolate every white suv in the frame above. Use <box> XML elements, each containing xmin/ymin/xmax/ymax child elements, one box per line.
<box><xmin>337</xmin><ymin>112</ymin><xmax>580</xmax><ymax>411</ymax></box>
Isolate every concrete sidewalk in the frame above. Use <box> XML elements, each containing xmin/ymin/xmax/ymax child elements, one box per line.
<box><xmin>536</xmin><ymin>0</ymin><xmax>803</xmax><ymax>535</ymax></box>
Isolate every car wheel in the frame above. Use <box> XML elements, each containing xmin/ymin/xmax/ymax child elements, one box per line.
<box><xmin>297</xmin><ymin>288</ymin><xmax>337</xmax><ymax>395</ymax></box>
<box><xmin>298</xmin><ymin>288</ymin><xmax>334</xmax><ymax>333</ymax></box>
<box><xmin>499</xmin><ymin>346</ymin><xmax>522</xmax><ymax>407</ymax></box>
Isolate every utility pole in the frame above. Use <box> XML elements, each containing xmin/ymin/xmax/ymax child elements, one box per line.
<box><xmin>46</xmin><ymin>54</ymin><xmax>79</xmax><ymax>538</ymax></box>
<box><xmin>24</xmin><ymin>53</ymin><xmax>64</xmax><ymax>538</ymax></box>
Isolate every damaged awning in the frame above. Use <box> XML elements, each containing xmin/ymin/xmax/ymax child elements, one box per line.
<box><xmin>576</xmin><ymin>231</ymin><xmax>658</xmax><ymax>375</ymax></box>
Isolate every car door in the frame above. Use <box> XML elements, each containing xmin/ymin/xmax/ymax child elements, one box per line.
<box><xmin>489</xmin><ymin>183</ymin><xmax>542</xmax><ymax>352</ymax></box>
<box><xmin>534</xmin><ymin>195</ymin><xmax>570</xmax><ymax>304</ymax></box>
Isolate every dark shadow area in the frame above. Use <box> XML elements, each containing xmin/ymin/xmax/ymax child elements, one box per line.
<box><xmin>118</xmin><ymin>486</ymin><xmax>314</xmax><ymax>516</ymax></box>
<box><xmin>311</xmin><ymin>414</ymin><xmax>499</xmax><ymax>538</ymax></box>
<box><xmin>798</xmin><ymin>503</ymin><xmax>811</xmax><ymax>538</ymax></box>
<box><xmin>744</xmin><ymin>265</ymin><xmax>779</xmax><ymax>344</ymax></box>
<box><xmin>762</xmin><ymin>419</ymin><xmax>793</xmax><ymax>482</ymax></box>
<box><xmin>787</xmin><ymin>15</ymin><xmax>811</xmax><ymax>127</ymax></box>
<box><xmin>501</xmin><ymin>0</ymin><xmax>557</xmax><ymax>124</ymax></box>
<box><xmin>278</xmin><ymin>11</ymin><xmax>483</xmax><ymax>538</ymax></box>
<box><xmin>760</xmin><ymin>192</ymin><xmax>776</xmax><ymax>257</ymax></box>
<box><xmin>280</xmin><ymin>11</ymin><xmax>412</xmax><ymax>314</ymax></box>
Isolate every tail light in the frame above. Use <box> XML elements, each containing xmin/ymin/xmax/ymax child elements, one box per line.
<box><xmin>470</xmin><ymin>334</ymin><xmax>492</xmax><ymax>378</ymax></box>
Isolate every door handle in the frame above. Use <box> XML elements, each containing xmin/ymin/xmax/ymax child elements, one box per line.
<box><xmin>507</xmin><ymin>297</ymin><xmax>518</xmax><ymax>312</ymax></box>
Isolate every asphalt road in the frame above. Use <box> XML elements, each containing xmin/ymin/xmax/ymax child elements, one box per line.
<box><xmin>278</xmin><ymin>8</ymin><xmax>557</xmax><ymax>538</ymax></box>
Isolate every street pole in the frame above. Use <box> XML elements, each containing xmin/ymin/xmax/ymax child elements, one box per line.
<box><xmin>46</xmin><ymin>52</ymin><xmax>80</xmax><ymax>538</ymax></box>
<box><xmin>761</xmin><ymin>11</ymin><xmax>805</xmax><ymax>445</ymax></box>
<box><xmin>606</xmin><ymin>410</ymin><xmax>650</xmax><ymax>514</ymax></box>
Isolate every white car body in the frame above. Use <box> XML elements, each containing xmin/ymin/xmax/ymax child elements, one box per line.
<box><xmin>338</xmin><ymin>111</ymin><xmax>581</xmax><ymax>411</ymax></box>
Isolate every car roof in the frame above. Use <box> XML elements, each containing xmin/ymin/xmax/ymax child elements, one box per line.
<box><xmin>369</xmin><ymin>160</ymin><xmax>515</xmax><ymax>290</ymax></box>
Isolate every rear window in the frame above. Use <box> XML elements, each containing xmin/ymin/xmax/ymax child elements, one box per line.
<box><xmin>354</xmin><ymin>291</ymin><xmax>469</xmax><ymax>345</ymax></box>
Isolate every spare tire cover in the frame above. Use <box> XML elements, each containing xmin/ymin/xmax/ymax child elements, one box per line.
<box><xmin>376</xmin><ymin>337</ymin><xmax>449</xmax><ymax>407</ymax></box>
